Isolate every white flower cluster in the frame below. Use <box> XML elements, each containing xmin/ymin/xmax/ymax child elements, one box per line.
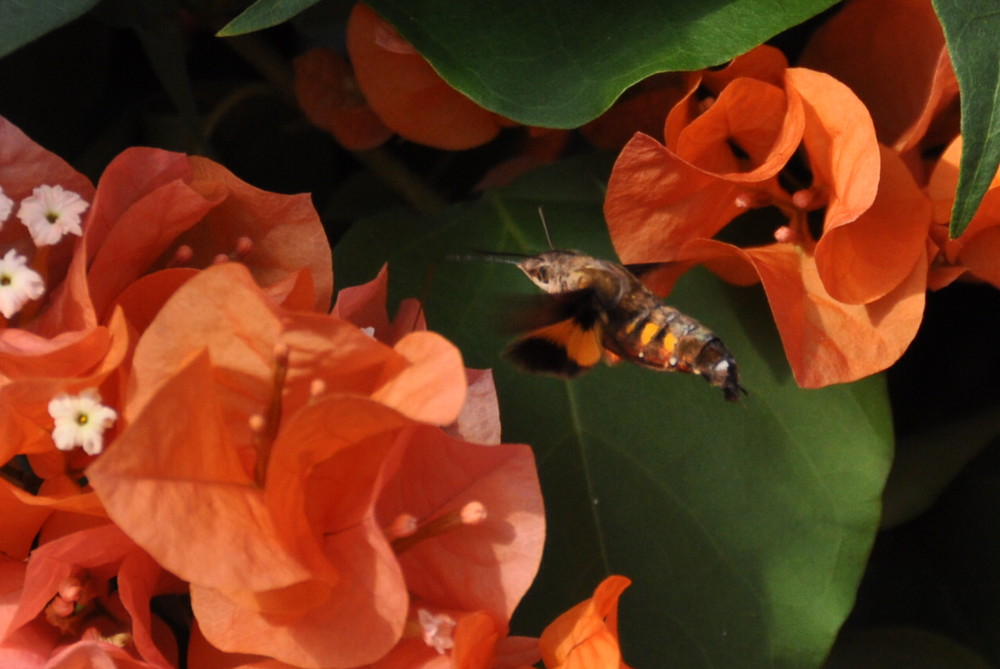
<box><xmin>0</xmin><ymin>183</ymin><xmax>89</xmax><ymax>319</ymax></box>
<box><xmin>15</xmin><ymin>184</ymin><xmax>89</xmax><ymax>246</ymax></box>
<box><xmin>48</xmin><ymin>389</ymin><xmax>118</xmax><ymax>456</ymax></box>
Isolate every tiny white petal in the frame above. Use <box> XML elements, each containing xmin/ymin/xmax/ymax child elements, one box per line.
<box><xmin>360</xmin><ymin>326</ymin><xmax>376</xmax><ymax>338</ymax></box>
<box><xmin>16</xmin><ymin>185</ymin><xmax>89</xmax><ymax>247</ymax></box>
<box><xmin>0</xmin><ymin>249</ymin><xmax>45</xmax><ymax>318</ymax></box>
<box><xmin>48</xmin><ymin>388</ymin><xmax>118</xmax><ymax>455</ymax></box>
<box><xmin>417</xmin><ymin>608</ymin><xmax>456</xmax><ymax>654</ymax></box>
<box><xmin>0</xmin><ymin>186</ymin><xmax>13</xmax><ymax>226</ymax></box>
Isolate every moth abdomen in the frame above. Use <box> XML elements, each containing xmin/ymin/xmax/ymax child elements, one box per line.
<box><xmin>605</xmin><ymin>304</ymin><xmax>745</xmax><ymax>401</ymax></box>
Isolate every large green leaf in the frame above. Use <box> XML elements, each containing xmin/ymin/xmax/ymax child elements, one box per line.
<box><xmin>0</xmin><ymin>0</ymin><xmax>101</xmax><ymax>58</ymax></box>
<box><xmin>220</xmin><ymin>0</ymin><xmax>837</xmax><ymax>127</ymax></box>
<box><xmin>217</xmin><ymin>0</ymin><xmax>323</xmax><ymax>36</ymax></box>
<box><xmin>932</xmin><ymin>0</ymin><xmax>1000</xmax><ymax>238</ymax></box>
<box><xmin>882</xmin><ymin>406</ymin><xmax>998</xmax><ymax>529</ymax></box>
<box><xmin>363</xmin><ymin>0</ymin><xmax>838</xmax><ymax>127</ymax></box>
<box><xmin>826</xmin><ymin>629</ymin><xmax>993</xmax><ymax>669</ymax></box>
<box><xmin>922</xmin><ymin>444</ymin><xmax>1000</xmax><ymax>663</ymax></box>
<box><xmin>334</xmin><ymin>156</ymin><xmax>893</xmax><ymax>668</ymax></box>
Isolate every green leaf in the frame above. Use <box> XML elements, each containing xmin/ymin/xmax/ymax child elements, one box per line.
<box><xmin>217</xmin><ymin>0</ymin><xmax>322</xmax><ymax>36</ymax></box>
<box><xmin>126</xmin><ymin>2</ymin><xmax>205</xmax><ymax>152</ymax></box>
<box><xmin>918</xmin><ymin>445</ymin><xmax>1000</xmax><ymax>663</ymax></box>
<box><xmin>0</xmin><ymin>0</ymin><xmax>101</xmax><ymax>58</ymax></box>
<box><xmin>882</xmin><ymin>404</ymin><xmax>998</xmax><ymax>529</ymax></box>
<box><xmin>334</xmin><ymin>155</ymin><xmax>893</xmax><ymax>668</ymax></box>
<box><xmin>932</xmin><ymin>0</ymin><xmax>1000</xmax><ymax>238</ymax></box>
<box><xmin>363</xmin><ymin>0</ymin><xmax>839</xmax><ymax>127</ymax></box>
<box><xmin>826</xmin><ymin>629</ymin><xmax>993</xmax><ymax>669</ymax></box>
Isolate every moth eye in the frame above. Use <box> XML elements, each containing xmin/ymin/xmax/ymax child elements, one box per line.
<box><xmin>535</xmin><ymin>267</ymin><xmax>549</xmax><ymax>282</ymax></box>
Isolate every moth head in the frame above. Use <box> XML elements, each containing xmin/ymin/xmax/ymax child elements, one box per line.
<box><xmin>516</xmin><ymin>251</ymin><xmax>590</xmax><ymax>293</ymax></box>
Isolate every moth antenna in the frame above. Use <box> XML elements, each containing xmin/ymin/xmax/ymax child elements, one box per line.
<box><xmin>537</xmin><ymin>206</ymin><xmax>555</xmax><ymax>249</ymax></box>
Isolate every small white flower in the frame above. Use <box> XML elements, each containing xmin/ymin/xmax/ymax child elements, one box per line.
<box><xmin>48</xmin><ymin>389</ymin><xmax>118</xmax><ymax>456</ymax></box>
<box><xmin>16</xmin><ymin>185</ymin><xmax>89</xmax><ymax>247</ymax></box>
<box><xmin>417</xmin><ymin>608</ymin><xmax>456</xmax><ymax>654</ymax></box>
<box><xmin>0</xmin><ymin>249</ymin><xmax>44</xmax><ymax>318</ymax></box>
<box><xmin>0</xmin><ymin>186</ymin><xmax>13</xmax><ymax>226</ymax></box>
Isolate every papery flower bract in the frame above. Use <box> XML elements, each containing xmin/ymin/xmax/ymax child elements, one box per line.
<box><xmin>460</xmin><ymin>617</ymin><xmax>540</xmax><ymax>669</ymax></box>
<box><xmin>332</xmin><ymin>264</ymin><xmax>502</xmax><ymax>444</ymax></box>
<box><xmin>0</xmin><ymin>115</ymin><xmax>335</xmax><ymax>607</ymax></box>
<box><xmin>927</xmin><ymin>135</ymin><xmax>1000</xmax><ymax>289</ymax></box>
<box><xmin>294</xmin><ymin>47</ymin><xmax>393</xmax><ymax>151</ymax></box>
<box><xmin>448</xmin><ymin>368</ymin><xmax>502</xmax><ymax>445</ymax></box>
<box><xmin>87</xmin><ymin>263</ymin><xmax>544</xmax><ymax>668</ymax></box>
<box><xmin>367</xmin><ymin>609</ymin><xmax>541</xmax><ymax>669</ymax></box>
<box><xmin>16</xmin><ymin>185</ymin><xmax>89</xmax><ymax>247</ymax></box>
<box><xmin>376</xmin><ymin>424</ymin><xmax>543</xmax><ymax>624</ymax></box>
<box><xmin>179</xmin><ymin>387</ymin><xmax>411</xmax><ymax>668</ymax></box>
<box><xmin>605</xmin><ymin>46</ymin><xmax>931</xmax><ymax>387</ymax></box>
<box><xmin>539</xmin><ymin>576</ymin><xmax>632</xmax><ymax>669</ymax></box>
<box><xmin>340</xmin><ymin>0</ymin><xmax>565</xmax><ymax>184</ymax></box>
<box><xmin>0</xmin><ymin>115</ymin><xmax>333</xmax><ymax>382</ymax></box>
<box><xmin>0</xmin><ymin>133</ymin><xmax>332</xmax><ymax>380</ymax></box>
<box><xmin>0</xmin><ymin>309</ymin><xmax>130</xmax><ymax>561</ymax></box>
<box><xmin>36</xmin><ymin>641</ymin><xmax>164</xmax><ymax>669</ymax></box>
<box><xmin>0</xmin><ymin>114</ymin><xmax>331</xmax><ymax>466</ymax></box>
<box><xmin>0</xmin><ymin>484</ymin><xmax>52</xmax><ymax>560</ymax></box>
<box><xmin>75</xmin><ymin>147</ymin><xmax>334</xmax><ymax>325</ymax></box>
<box><xmin>0</xmin><ymin>116</ymin><xmax>94</xmax><ymax>340</ymax></box>
<box><xmin>331</xmin><ymin>264</ymin><xmax>425</xmax><ymax>346</ymax></box>
<box><xmin>197</xmin><ymin>393</ymin><xmax>540</xmax><ymax>667</ymax></box>
<box><xmin>0</xmin><ymin>307</ymin><xmax>129</xmax><ymax>466</ymax></box>
<box><xmin>0</xmin><ymin>524</ymin><xmax>177</xmax><ymax>668</ymax></box>
<box><xmin>48</xmin><ymin>388</ymin><xmax>117</xmax><ymax>455</ymax></box>
<box><xmin>799</xmin><ymin>0</ymin><xmax>958</xmax><ymax>179</ymax></box>
<box><xmin>0</xmin><ymin>119</ymin><xmax>95</xmax><ymax>246</ymax></box>
<box><xmin>0</xmin><ymin>186</ymin><xmax>13</xmax><ymax>225</ymax></box>
<box><xmin>0</xmin><ymin>248</ymin><xmax>44</xmax><ymax>318</ymax></box>
<box><xmin>346</xmin><ymin>3</ymin><xmax>507</xmax><ymax>150</ymax></box>
<box><xmin>186</xmin><ymin>621</ymin><xmax>298</xmax><ymax>668</ymax></box>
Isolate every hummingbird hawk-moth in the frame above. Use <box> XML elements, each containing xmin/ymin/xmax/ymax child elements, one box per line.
<box><xmin>461</xmin><ymin>214</ymin><xmax>745</xmax><ymax>401</ymax></box>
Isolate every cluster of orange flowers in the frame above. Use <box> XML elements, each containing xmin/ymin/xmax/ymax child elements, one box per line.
<box><xmin>0</xmin><ymin>117</ymin><xmax>632</xmax><ymax>668</ymax></box>
<box><xmin>296</xmin><ymin>0</ymin><xmax>1000</xmax><ymax>390</ymax></box>
<box><xmin>6</xmin><ymin>0</ymin><xmax>1000</xmax><ymax>664</ymax></box>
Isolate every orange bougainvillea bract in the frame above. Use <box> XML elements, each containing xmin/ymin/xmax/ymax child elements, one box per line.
<box><xmin>927</xmin><ymin>135</ymin><xmax>1000</xmax><ymax>290</ymax></box>
<box><xmin>604</xmin><ymin>45</ymin><xmax>933</xmax><ymax>388</ymax></box>
<box><xmin>0</xmin><ymin>113</ymin><xmax>545</xmax><ymax>668</ymax></box>
<box><xmin>3</xmin><ymin>0</ymin><xmax>995</xmax><ymax>664</ymax></box>
<box><xmin>294</xmin><ymin>47</ymin><xmax>394</xmax><ymax>151</ymax></box>
<box><xmin>85</xmin><ymin>262</ymin><xmax>543</xmax><ymax>667</ymax></box>
<box><xmin>538</xmin><ymin>576</ymin><xmax>633</xmax><ymax>669</ymax></box>
<box><xmin>345</xmin><ymin>3</ymin><xmax>507</xmax><ymax>150</ymax></box>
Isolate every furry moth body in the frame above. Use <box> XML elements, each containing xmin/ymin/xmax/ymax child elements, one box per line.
<box><xmin>501</xmin><ymin>250</ymin><xmax>745</xmax><ymax>401</ymax></box>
